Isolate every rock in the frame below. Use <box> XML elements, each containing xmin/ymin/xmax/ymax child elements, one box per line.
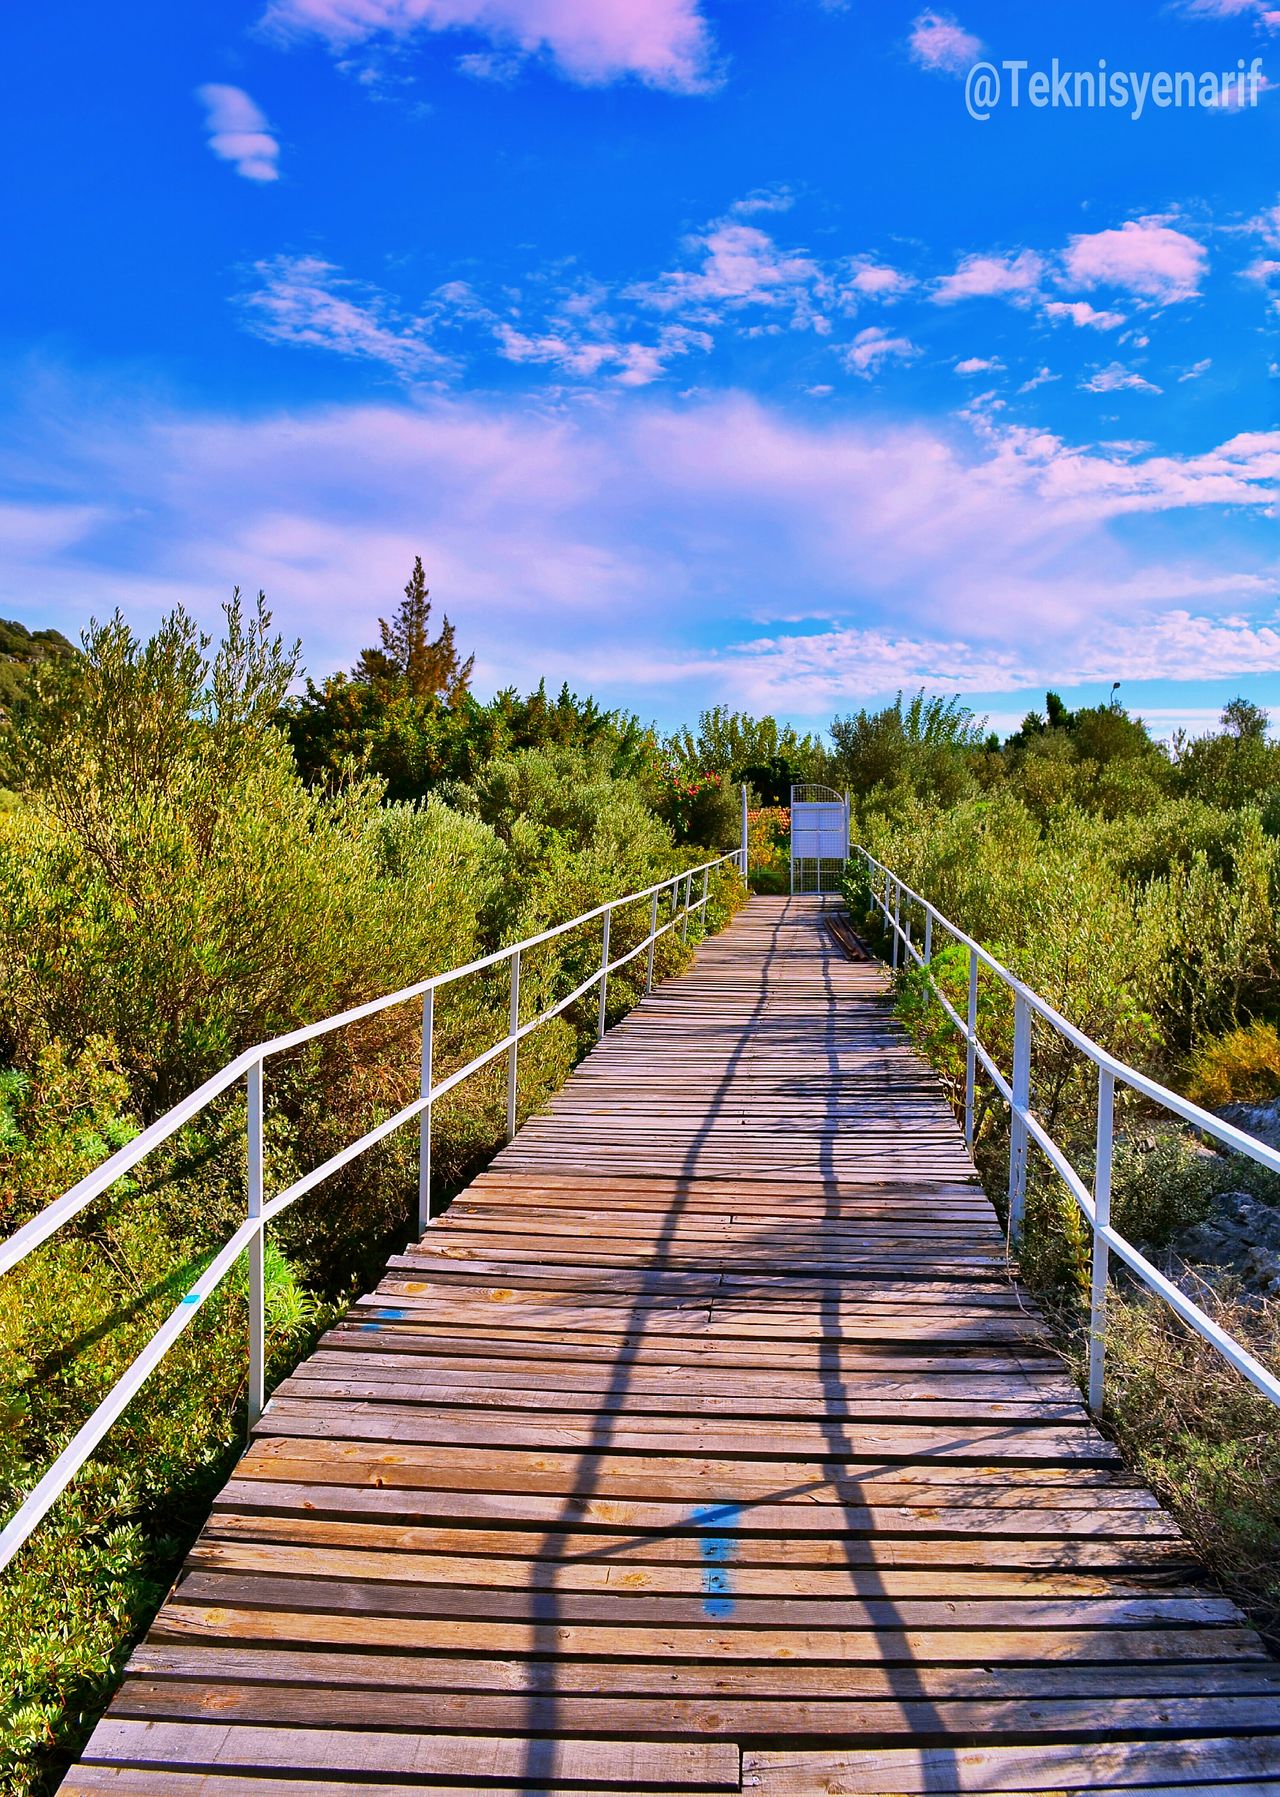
<box><xmin>1172</xmin><ymin>1188</ymin><xmax>1280</xmax><ymax>1300</ymax></box>
<box><xmin>1216</xmin><ymin>1097</ymin><xmax>1280</xmax><ymax>1154</ymax></box>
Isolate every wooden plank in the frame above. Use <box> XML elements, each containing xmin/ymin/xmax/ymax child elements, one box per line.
<box><xmin>78</xmin><ymin>1722</ymin><xmax>739</xmax><ymax>1787</ymax></box>
<box><xmin>743</xmin><ymin>1737</ymin><xmax>1280</xmax><ymax>1792</ymax></box>
<box><xmin>126</xmin><ymin>1644</ymin><xmax>1280</xmax><ymax>1701</ymax></box>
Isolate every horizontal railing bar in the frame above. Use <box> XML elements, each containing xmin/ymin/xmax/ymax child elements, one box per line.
<box><xmin>0</xmin><ymin>1059</ymin><xmax>249</xmax><ymax>1278</ymax></box>
<box><xmin>0</xmin><ymin>1210</ymin><xmax>262</xmax><ymax>1570</ymax></box>
<box><xmin>272</xmin><ymin>893</ymin><xmax>716</xmax><ymax>1193</ymax></box>
<box><xmin>0</xmin><ymin>852</ymin><xmax>736</xmax><ymax>1280</ymax></box>
<box><xmin>859</xmin><ymin>849</ymin><xmax>1280</xmax><ymax>1179</ymax></box>
<box><xmin>1100</xmin><ymin>1225</ymin><xmax>1280</xmax><ymax>1406</ymax></box>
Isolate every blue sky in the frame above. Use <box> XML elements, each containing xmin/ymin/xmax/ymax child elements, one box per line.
<box><xmin>2</xmin><ymin>0</ymin><xmax>1279</xmax><ymax>737</ymax></box>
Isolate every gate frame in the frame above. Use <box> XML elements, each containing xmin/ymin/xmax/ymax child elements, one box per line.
<box><xmin>789</xmin><ymin>784</ymin><xmax>850</xmax><ymax>895</ymax></box>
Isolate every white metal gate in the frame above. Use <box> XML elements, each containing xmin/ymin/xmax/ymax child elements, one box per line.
<box><xmin>789</xmin><ymin>784</ymin><xmax>849</xmax><ymax>894</ymax></box>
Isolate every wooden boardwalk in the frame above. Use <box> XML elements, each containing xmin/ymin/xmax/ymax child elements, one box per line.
<box><xmin>62</xmin><ymin>897</ymin><xmax>1280</xmax><ymax>1794</ymax></box>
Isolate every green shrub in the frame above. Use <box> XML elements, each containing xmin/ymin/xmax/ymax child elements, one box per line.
<box><xmin>1108</xmin><ymin>1130</ymin><xmax>1218</xmax><ymax>1247</ymax></box>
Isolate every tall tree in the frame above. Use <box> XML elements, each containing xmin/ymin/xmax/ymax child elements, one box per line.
<box><xmin>356</xmin><ymin>557</ymin><xmax>474</xmax><ymax>703</ymax></box>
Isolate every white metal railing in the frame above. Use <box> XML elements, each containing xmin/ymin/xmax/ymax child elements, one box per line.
<box><xmin>0</xmin><ymin>850</ymin><xmax>740</xmax><ymax>1572</ymax></box>
<box><xmin>857</xmin><ymin>847</ymin><xmax>1280</xmax><ymax>1417</ymax></box>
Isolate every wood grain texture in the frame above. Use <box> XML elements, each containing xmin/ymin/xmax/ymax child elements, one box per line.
<box><xmin>58</xmin><ymin>897</ymin><xmax>1280</xmax><ymax>1793</ymax></box>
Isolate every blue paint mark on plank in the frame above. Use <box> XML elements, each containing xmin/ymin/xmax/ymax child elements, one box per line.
<box><xmin>359</xmin><ymin>1305</ymin><xmax>406</xmax><ymax>1331</ymax></box>
<box><xmin>691</xmin><ymin>1502</ymin><xmax>739</xmax><ymax>1619</ymax></box>
<box><xmin>181</xmin><ymin>1292</ymin><xmax>201</xmax><ymax>1306</ymax></box>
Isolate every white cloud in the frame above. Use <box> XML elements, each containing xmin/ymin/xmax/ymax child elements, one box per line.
<box><xmin>1018</xmin><ymin>366</ymin><xmax>1059</xmax><ymax>393</ymax></box>
<box><xmin>707</xmin><ymin>609</ymin><xmax>1280</xmax><ymax>711</ymax></box>
<box><xmin>632</xmin><ymin>221</ymin><xmax>827</xmax><ymax>324</ymax></box>
<box><xmin>1063</xmin><ymin>217</ymin><xmax>1207</xmax><ymax>304</ymax></box>
<box><xmin>1174</xmin><ymin>0</ymin><xmax>1280</xmax><ymax>25</ymax></box>
<box><xmin>731</xmin><ymin>187</ymin><xmax>795</xmax><ymax>216</ymax></box>
<box><xmin>1179</xmin><ymin>358</ymin><xmax>1213</xmax><ymax>381</ymax></box>
<box><xmin>1204</xmin><ymin>69</ymin><xmax>1275</xmax><ymax>106</ymax></box>
<box><xmin>907</xmin><ymin>9</ymin><xmax>981</xmax><ymax>74</ymax></box>
<box><xmin>8</xmin><ymin>385</ymin><xmax>1278</xmax><ymax>720</ymax></box>
<box><xmin>495</xmin><ymin>318</ymin><xmax>710</xmax><ymax>386</ymax></box>
<box><xmin>933</xmin><ymin>250</ymin><xmax>1044</xmax><ymax>304</ymax></box>
<box><xmin>1244</xmin><ymin>255</ymin><xmax>1280</xmax><ymax>312</ymax></box>
<box><xmin>1081</xmin><ymin>363</ymin><xmax>1163</xmax><ymax>395</ymax></box>
<box><xmin>846</xmin><ymin>259</ymin><xmax>914</xmax><ymax>298</ymax></box>
<box><xmin>239</xmin><ymin>255</ymin><xmax>452</xmax><ymax>377</ymax></box>
<box><xmin>841</xmin><ymin>327</ymin><xmax>920</xmax><ymax>375</ymax></box>
<box><xmin>195</xmin><ymin>84</ymin><xmax>281</xmax><ymax>182</ymax></box>
<box><xmin>955</xmin><ymin>356</ymin><xmax>999</xmax><ymax>375</ymax></box>
<box><xmin>259</xmin><ymin>0</ymin><xmax>717</xmax><ymax>94</ymax></box>
<box><xmin>457</xmin><ymin>48</ymin><xmax>523</xmax><ymax>80</ymax></box>
<box><xmin>1042</xmin><ymin>299</ymin><xmax>1126</xmax><ymax>330</ymax></box>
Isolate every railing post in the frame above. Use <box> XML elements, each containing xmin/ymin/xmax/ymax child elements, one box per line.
<box><xmin>700</xmin><ymin>866</ymin><xmax>709</xmax><ymax>931</ymax></box>
<box><xmin>645</xmin><ymin>889</ymin><xmax>660</xmax><ymax>992</ymax></box>
<box><xmin>418</xmin><ymin>989</ymin><xmax>434</xmax><ymax>1233</ymax></box>
<box><xmin>964</xmin><ymin>946</ymin><xmax>978</xmax><ymax>1151</ymax></box>
<box><xmin>681</xmin><ymin>873</ymin><xmax>690</xmax><ymax>942</ymax></box>
<box><xmin>597</xmin><ymin>907</ymin><xmax>611</xmax><ymax>1041</ymax></box>
<box><xmin>246</xmin><ymin>1056</ymin><xmax>265</xmax><ymax>1432</ymax></box>
<box><xmin>1088</xmin><ymin>1068</ymin><xmax>1115</xmax><ymax>1413</ymax></box>
<box><xmin>891</xmin><ymin>881</ymin><xmax>901</xmax><ymax>969</ymax></box>
<box><xmin>506</xmin><ymin>950</ymin><xmax>521</xmax><ymax>1142</ymax></box>
<box><xmin>1007</xmin><ymin>993</ymin><xmax>1032</xmax><ymax>1245</ymax></box>
<box><xmin>740</xmin><ymin>784</ymin><xmax>749</xmax><ymax>882</ymax></box>
<box><xmin>923</xmin><ymin>913</ymin><xmax>932</xmax><ymax>966</ymax></box>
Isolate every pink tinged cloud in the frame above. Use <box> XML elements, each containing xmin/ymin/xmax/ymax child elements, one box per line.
<box><xmin>1062</xmin><ymin>218</ymin><xmax>1207</xmax><ymax>304</ymax></box>
<box><xmin>240</xmin><ymin>255</ymin><xmax>453</xmax><ymax>377</ymax></box>
<box><xmin>842</xmin><ymin>327</ymin><xmax>919</xmax><ymax>374</ymax></box>
<box><xmin>8</xmin><ymin>384</ymin><xmax>1280</xmax><ymax>710</ymax></box>
<box><xmin>933</xmin><ymin>251</ymin><xmax>1044</xmax><ymax>304</ymax></box>
<box><xmin>907</xmin><ymin>9</ymin><xmax>981</xmax><ymax>74</ymax></box>
<box><xmin>258</xmin><ymin>0</ymin><xmax>717</xmax><ymax>92</ymax></box>
<box><xmin>847</xmin><ymin>261</ymin><xmax>914</xmax><ymax>298</ymax></box>
<box><xmin>195</xmin><ymin>84</ymin><xmax>280</xmax><ymax>181</ymax></box>
<box><xmin>634</xmin><ymin>222</ymin><xmax>824</xmax><ymax>318</ymax></box>
<box><xmin>1042</xmin><ymin>300</ymin><xmax>1126</xmax><ymax>330</ymax></box>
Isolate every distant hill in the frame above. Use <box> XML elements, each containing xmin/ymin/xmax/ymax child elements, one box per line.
<box><xmin>0</xmin><ymin>617</ymin><xmax>76</xmax><ymax>709</ymax></box>
<box><xmin>0</xmin><ymin>619</ymin><xmax>77</xmax><ymax>789</ymax></box>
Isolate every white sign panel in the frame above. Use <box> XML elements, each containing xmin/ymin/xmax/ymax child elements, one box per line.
<box><xmin>791</xmin><ymin>801</ymin><xmax>847</xmax><ymax>861</ymax></box>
